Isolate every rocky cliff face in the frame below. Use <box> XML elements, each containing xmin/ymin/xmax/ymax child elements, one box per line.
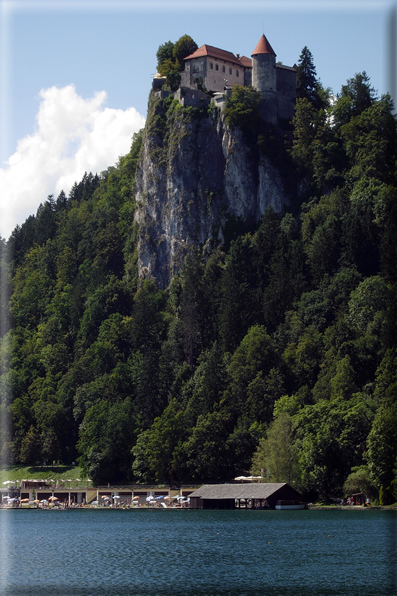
<box><xmin>134</xmin><ymin>92</ymin><xmax>291</xmax><ymax>289</ymax></box>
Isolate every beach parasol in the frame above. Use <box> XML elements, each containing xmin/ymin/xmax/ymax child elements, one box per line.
<box><xmin>132</xmin><ymin>496</ymin><xmax>139</xmax><ymax>500</ymax></box>
<box><xmin>48</xmin><ymin>496</ymin><xmax>59</xmax><ymax>501</ymax></box>
<box><xmin>20</xmin><ymin>498</ymin><xmax>30</xmax><ymax>503</ymax></box>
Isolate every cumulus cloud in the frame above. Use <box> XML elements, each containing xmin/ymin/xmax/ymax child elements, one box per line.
<box><xmin>0</xmin><ymin>84</ymin><xmax>146</xmax><ymax>239</ymax></box>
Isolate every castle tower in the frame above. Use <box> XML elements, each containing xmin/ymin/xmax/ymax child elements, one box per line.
<box><xmin>252</xmin><ymin>34</ymin><xmax>277</xmax><ymax>123</ymax></box>
<box><xmin>252</xmin><ymin>34</ymin><xmax>276</xmax><ymax>92</ymax></box>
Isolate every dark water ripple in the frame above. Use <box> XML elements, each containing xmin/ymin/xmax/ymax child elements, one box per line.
<box><xmin>0</xmin><ymin>508</ymin><xmax>395</xmax><ymax>596</ymax></box>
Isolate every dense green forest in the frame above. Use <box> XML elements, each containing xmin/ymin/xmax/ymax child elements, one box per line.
<box><xmin>1</xmin><ymin>47</ymin><xmax>397</xmax><ymax>504</ymax></box>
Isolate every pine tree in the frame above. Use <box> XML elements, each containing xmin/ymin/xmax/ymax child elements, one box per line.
<box><xmin>296</xmin><ymin>46</ymin><xmax>321</xmax><ymax>108</ymax></box>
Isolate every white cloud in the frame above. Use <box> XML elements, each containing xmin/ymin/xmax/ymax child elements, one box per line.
<box><xmin>0</xmin><ymin>84</ymin><xmax>146</xmax><ymax>239</ymax></box>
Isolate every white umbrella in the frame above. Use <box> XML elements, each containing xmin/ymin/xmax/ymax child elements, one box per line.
<box><xmin>2</xmin><ymin>481</ymin><xmax>13</xmax><ymax>484</ymax></box>
<box><xmin>113</xmin><ymin>496</ymin><xmax>120</xmax><ymax>499</ymax></box>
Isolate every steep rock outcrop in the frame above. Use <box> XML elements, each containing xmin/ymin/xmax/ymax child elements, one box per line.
<box><xmin>134</xmin><ymin>93</ymin><xmax>290</xmax><ymax>289</ymax></box>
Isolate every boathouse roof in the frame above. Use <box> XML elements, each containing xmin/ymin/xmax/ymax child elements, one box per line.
<box><xmin>189</xmin><ymin>483</ymin><xmax>296</xmax><ymax>500</ymax></box>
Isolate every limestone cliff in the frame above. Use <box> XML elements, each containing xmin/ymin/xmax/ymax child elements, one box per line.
<box><xmin>134</xmin><ymin>92</ymin><xmax>291</xmax><ymax>289</ymax></box>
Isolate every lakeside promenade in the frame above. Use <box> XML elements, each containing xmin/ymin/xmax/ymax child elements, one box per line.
<box><xmin>1</xmin><ymin>480</ymin><xmax>198</xmax><ymax>508</ymax></box>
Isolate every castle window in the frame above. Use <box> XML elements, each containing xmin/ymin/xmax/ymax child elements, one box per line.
<box><xmin>236</xmin><ymin>70</ymin><xmax>239</xmax><ymax>77</ymax></box>
<box><xmin>193</xmin><ymin>61</ymin><xmax>203</xmax><ymax>73</ymax></box>
<box><xmin>222</xmin><ymin>65</ymin><xmax>225</xmax><ymax>73</ymax></box>
<box><xmin>215</xmin><ymin>63</ymin><xmax>219</xmax><ymax>71</ymax></box>
<box><xmin>229</xmin><ymin>67</ymin><xmax>232</xmax><ymax>75</ymax></box>
<box><xmin>210</xmin><ymin>62</ymin><xmax>213</xmax><ymax>69</ymax></box>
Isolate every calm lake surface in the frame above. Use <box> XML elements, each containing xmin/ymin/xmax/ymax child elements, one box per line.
<box><xmin>0</xmin><ymin>508</ymin><xmax>396</xmax><ymax>596</ymax></box>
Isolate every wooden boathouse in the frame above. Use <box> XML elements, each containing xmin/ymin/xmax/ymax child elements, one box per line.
<box><xmin>189</xmin><ymin>483</ymin><xmax>303</xmax><ymax>510</ymax></box>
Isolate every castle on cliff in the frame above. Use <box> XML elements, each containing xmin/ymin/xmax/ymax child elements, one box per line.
<box><xmin>153</xmin><ymin>34</ymin><xmax>297</xmax><ymax>123</ymax></box>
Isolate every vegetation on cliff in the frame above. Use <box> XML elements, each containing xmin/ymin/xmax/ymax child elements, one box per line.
<box><xmin>1</xmin><ymin>55</ymin><xmax>397</xmax><ymax>503</ymax></box>
<box><xmin>156</xmin><ymin>34</ymin><xmax>198</xmax><ymax>91</ymax></box>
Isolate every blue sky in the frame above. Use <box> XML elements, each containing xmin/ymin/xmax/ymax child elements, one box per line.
<box><xmin>0</xmin><ymin>0</ymin><xmax>395</xmax><ymax>239</ymax></box>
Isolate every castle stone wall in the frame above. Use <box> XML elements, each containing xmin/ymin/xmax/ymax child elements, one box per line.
<box><xmin>183</xmin><ymin>57</ymin><xmax>244</xmax><ymax>92</ymax></box>
<box><xmin>258</xmin><ymin>92</ymin><xmax>278</xmax><ymax>125</ymax></box>
<box><xmin>252</xmin><ymin>53</ymin><xmax>276</xmax><ymax>94</ymax></box>
<box><xmin>276</xmin><ymin>65</ymin><xmax>296</xmax><ymax>96</ymax></box>
<box><xmin>152</xmin><ymin>76</ymin><xmax>167</xmax><ymax>91</ymax></box>
<box><xmin>205</xmin><ymin>59</ymin><xmax>244</xmax><ymax>91</ymax></box>
<box><xmin>276</xmin><ymin>65</ymin><xmax>296</xmax><ymax>122</ymax></box>
<box><xmin>244</xmin><ymin>68</ymin><xmax>252</xmax><ymax>87</ymax></box>
<box><xmin>174</xmin><ymin>87</ymin><xmax>210</xmax><ymax>109</ymax></box>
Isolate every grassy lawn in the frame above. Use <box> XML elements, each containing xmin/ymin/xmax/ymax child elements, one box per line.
<box><xmin>0</xmin><ymin>465</ymin><xmax>86</xmax><ymax>485</ymax></box>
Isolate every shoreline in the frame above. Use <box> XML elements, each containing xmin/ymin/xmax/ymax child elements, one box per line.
<box><xmin>307</xmin><ymin>505</ymin><xmax>397</xmax><ymax>511</ymax></box>
<box><xmin>2</xmin><ymin>504</ymin><xmax>397</xmax><ymax>511</ymax></box>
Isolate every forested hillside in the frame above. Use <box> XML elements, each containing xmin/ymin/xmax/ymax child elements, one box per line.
<box><xmin>1</xmin><ymin>48</ymin><xmax>397</xmax><ymax>503</ymax></box>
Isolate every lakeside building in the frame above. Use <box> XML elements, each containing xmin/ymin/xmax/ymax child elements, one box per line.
<box><xmin>189</xmin><ymin>483</ymin><xmax>303</xmax><ymax>510</ymax></box>
<box><xmin>6</xmin><ymin>481</ymin><xmax>198</xmax><ymax>507</ymax></box>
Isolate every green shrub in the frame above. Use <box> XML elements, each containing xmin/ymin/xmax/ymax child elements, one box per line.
<box><xmin>224</xmin><ymin>85</ymin><xmax>262</xmax><ymax>128</ymax></box>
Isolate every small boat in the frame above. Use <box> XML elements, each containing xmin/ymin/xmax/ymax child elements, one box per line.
<box><xmin>275</xmin><ymin>500</ymin><xmax>306</xmax><ymax>510</ymax></box>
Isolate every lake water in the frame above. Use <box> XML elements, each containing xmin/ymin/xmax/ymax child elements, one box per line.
<box><xmin>0</xmin><ymin>508</ymin><xmax>396</xmax><ymax>595</ymax></box>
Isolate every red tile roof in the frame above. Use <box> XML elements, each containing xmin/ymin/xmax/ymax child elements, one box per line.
<box><xmin>238</xmin><ymin>55</ymin><xmax>252</xmax><ymax>68</ymax></box>
<box><xmin>184</xmin><ymin>44</ymin><xmax>243</xmax><ymax>66</ymax></box>
<box><xmin>251</xmin><ymin>34</ymin><xmax>276</xmax><ymax>56</ymax></box>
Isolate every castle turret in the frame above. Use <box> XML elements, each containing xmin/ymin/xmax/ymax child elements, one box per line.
<box><xmin>252</xmin><ymin>34</ymin><xmax>277</xmax><ymax>123</ymax></box>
